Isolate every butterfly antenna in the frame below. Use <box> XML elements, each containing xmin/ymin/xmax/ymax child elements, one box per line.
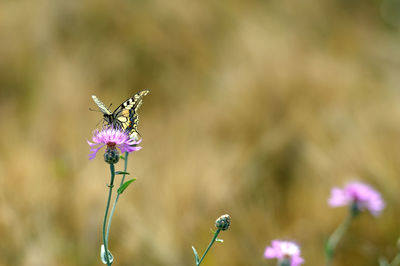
<box><xmin>94</xmin><ymin>119</ymin><xmax>103</xmax><ymax>128</ymax></box>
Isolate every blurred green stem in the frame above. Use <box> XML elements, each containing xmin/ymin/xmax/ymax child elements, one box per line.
<box><xmin>106</xmin><ymin>152</ymin><xmax>129</xmax><ymax>243</ymax></box>
<box><xmin>197</xmin><ymin>229</ymin><xmax>221</xmax><ymax>266</ymax></box>
<box><xmin>102</xmin><ymin>163</ymin><xmax>115</xmax><ymax>266</ymax></box>
<box><xmin>390</xmin><ymin>253</ymin><xmax>400</xmax><ymax>266</ymax></box>
<box><xmin>325</xmin><ymin>208</ymin><xmax>356</xmax><ymax>266</ymax></box>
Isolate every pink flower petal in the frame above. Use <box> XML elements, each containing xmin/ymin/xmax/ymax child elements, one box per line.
<box><xmin>291</xmin><ymin>255</ymin><xmax>304</xmax><ymax>266</ymax></box>
<box><xmin>328</xmin><ymin>181</ymin><xmax>385</xmax><ymax>216</ymax></box>
<box><xmin>88</xmin><ymin>127</ymin><xmax>143</xmax><ymax>160</ymax></box>
<box><xmin>88</xmin><ymin>144</ymin><xmax>105</xmax><ymax>159</ymax></box>
<box><xmin>264</xmin><ymin>240</ymin><xmax>303</xmax><ymax>265</ymax></box>
<box><xmin>264</xmin><ymin>247</ymin><xmax>278</xmax><ymax>259</ymax></box>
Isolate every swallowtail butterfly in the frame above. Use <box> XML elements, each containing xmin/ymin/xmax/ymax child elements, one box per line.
<box><xmin>91</xmin><ymin>90</ymin><xmax>149</xmax><ymax>141</ymax></box>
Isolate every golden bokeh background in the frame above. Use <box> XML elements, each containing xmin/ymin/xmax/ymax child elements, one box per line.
<box><xmin>1</xmin><ymin>0</ymin><xmax>400</xmax><ymax>265</ymax></box>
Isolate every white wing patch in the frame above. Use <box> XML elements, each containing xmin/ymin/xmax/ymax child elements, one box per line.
<box><xmin>92</xmin><ymin>95</ymin><xmax>112</xmax><ymax>115</ymax></box>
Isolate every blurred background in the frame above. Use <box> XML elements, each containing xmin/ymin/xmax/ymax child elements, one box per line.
<box><xmin>1</xmin><ymin>0</ymin><xmax>400</xmax><ymax>265</ymax></box>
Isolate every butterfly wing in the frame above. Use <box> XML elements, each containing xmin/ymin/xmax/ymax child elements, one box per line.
<box><xmin>92</xmin><ymin>95</ymin><xmax>112</xmax><ymax>115</ymax></box>
<box><xmin>112</xmin><ymin>90</ymin><xmax>149</xmax><ymax>140</ymax></box>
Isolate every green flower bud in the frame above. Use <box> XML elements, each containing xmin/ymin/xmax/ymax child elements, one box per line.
<box><xmin>104</xmin><ymin>146</ymin><xmax>119</xmax><ymax>164</ymax></box>
<box><xmin>279</xmin><ymin>258</ymin><xmax>291</xmax><ymax>266</ymax></box>
<box><xmin>215</xmin><ymin>214</ymin><xmax>231</xmax><ymax>231</ymax></box>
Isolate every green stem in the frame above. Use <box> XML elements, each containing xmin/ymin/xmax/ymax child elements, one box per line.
<box><xmin>102</xmin><ymin>164</ymin><xmax>115</xmax><ymax>266</ymax></box>
<box><xmin>106</xmin><ymin>152</ymin><xmax>129</xmax><ymax>243</ymax></box>
<box><xmin>197</xmin><ymin>229</ymin><xmax>221</xmax><ymax>266</ymax></box>
<box><xmin>390</xmin><ymin>253</ymin><xmax>400</xmax><ymax>266</ymax></box>
<box><xmin>325</xmin><ymin>210</ymin><xmax>356</xmax><ymax>266</ymax></box>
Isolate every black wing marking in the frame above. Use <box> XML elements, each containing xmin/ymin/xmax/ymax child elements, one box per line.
<box><xmin>111</xmin><ymin>90</ymin><xmax>149</xmax><ymax>139</ymax></box>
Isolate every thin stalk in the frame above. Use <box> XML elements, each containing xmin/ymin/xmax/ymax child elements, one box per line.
<box><xmin>325</xmin><ymin>211</ymin><xmax>356</xmax><ymax>266</ymax></box>
<box><xmin>106</xmin><ymin>152</ymin><xmax>129</xmax><ymax>243</ymax></box>
<box><xmin>390</xmin><ymin>253</ymin><xmax>400</xmax><ymax>266</ymax></box>
<box><xmin>102</xmin><ymin>164</ymin><xmax>116</xmax><ymax>266</ymax></box>
<box><xmin>197</xmin><ymin>229</ymin><xmax>221</xmax><ymax>266</ymax></box>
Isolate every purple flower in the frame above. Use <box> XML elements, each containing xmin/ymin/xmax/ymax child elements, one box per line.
<box><xmin>88</xmin><ymin>127</ymin><xmax>142</xmax><ymax>160</ymax></box>
<box><xmin>264</xmin><ymin>240</ymin><xmax>304</xmax><ymax>266</ymax></box>
<box><xmin>328</xmin><ymin>181</ymin><xmax>385</xmax><ymax>216</ymax></box>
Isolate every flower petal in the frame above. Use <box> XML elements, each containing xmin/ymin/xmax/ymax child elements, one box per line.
<box><xmin>328</xmin><ymin>188</ymin><xmax>349</xmax><ymax>207</ymax></box>
<box><xmin>88</xmin><ymin>144</ymin><xmax>105</xmax><ymax>159</ymax></box>
<box><xmin>87</xmin><ymin>140</ymin><xmax>98</xmax><ymax>147</ymax></box>
<box><xmin>88</xmin><ymin>127</ymin><xmax>143</xmax><ymax>159</ymax></box>
<box><xmin>328</xmin><ymin>181</ymin><xmax>385</xmax><ymax>216</ymax></box>
<box><xmin>264</xmin><ymin>247</ymin><xmax>278</xmax><ymax>259</ymax></box>
<box><xmin>291</xmin><ymin>255</ymin><xmax>304</xmax><ymax>266</ymax></box>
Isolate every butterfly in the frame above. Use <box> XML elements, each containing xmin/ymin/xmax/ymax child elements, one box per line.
<box><xmin>91</xmin><ymin>90</ymin><xmax>149</xmax><ymax>141</ymax></box>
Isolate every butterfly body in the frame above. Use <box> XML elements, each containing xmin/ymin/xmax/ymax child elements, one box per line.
<box><xmin>92</xmin><ymin>90</ymin><xmax>149</xmax><ymax>140</ymax></box>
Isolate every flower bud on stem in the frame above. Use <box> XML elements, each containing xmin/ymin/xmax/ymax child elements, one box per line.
<box><xmin>192</xmin><ymin>214</ymin><xmax>231</xmax><ymax>266</ymax></box>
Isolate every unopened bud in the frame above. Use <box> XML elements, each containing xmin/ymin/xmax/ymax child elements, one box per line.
<box><xmin>215</xmin><ymin>214</ymin><xmax>231</xmax><ymax>231</ymax></box>
<box><xmin>104</xmin><ymin>147</ymin><xmax>119</xmax><ymax>164</ymax></box>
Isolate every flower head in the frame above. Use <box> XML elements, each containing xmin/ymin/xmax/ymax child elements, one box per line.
<box><xmin>264</xmin><ymin>240</ymin><xmax>304</xmax><ymax>266</ymax></box>
<box><xmin>88</xmin><ymin>127</ymin><xmax>142</xmax><ymax>160</ymax></box>
<box><xmin>328</xmin><ymin>181</ymin><xmax>385</xmax><ymax>216</ymax></box>
<box><xmin>215</xmin><ymin>214</ymin><xmax>231</xmax><ymax>231</ymax></box>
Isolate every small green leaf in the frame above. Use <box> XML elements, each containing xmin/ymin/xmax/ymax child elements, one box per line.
<box><xmin>216</xmin><ymin>238</ymin><xmax>224</xmax><ymax>243</ymax></box>
<box><xmin>192</xmin><ymin>246</ymin><xmax>199</xmax><ymax>264</ymax></box>
<box><xmin>117</xmin><ymin>179</ymin><xmax>136</xmax><ymax>194</ymax></box>
<box><xmin>119</xmin><ymin>155</ymin><xmax>125</xmax><ymax>160</ymax></box>
<box><xmin>115</xmin><ymin>171</ymin><xmax>130</xmax><ymax>175</ymax></box>
<box><xmin>378</xmin><ymin>257</ymin><xmax>389</xmax><ymax>266</ymax></box>
<box><xmin>325</xmin><ymin>241</ymin><xmax>333</xmax><ymax>258</ymax></box>
<box><xmin>100</xmin><ymin>245</ymin><xmax>114</xmax><ymax>264</ymax></box>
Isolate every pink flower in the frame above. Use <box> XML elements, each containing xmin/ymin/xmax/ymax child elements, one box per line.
<box><xmin>264</xmin><ymin>240</ymin><xmax>304</xmax><ymax>266</ymax></box>
<box><xmin>328</xmin><ymin>181</ymin><xmax>385</xmax><ymax>216</ymax></box>
<box><xmin>88</xmin><ymin>127</ymin><xmax>142</xmax><ymax>159</ymax></box>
